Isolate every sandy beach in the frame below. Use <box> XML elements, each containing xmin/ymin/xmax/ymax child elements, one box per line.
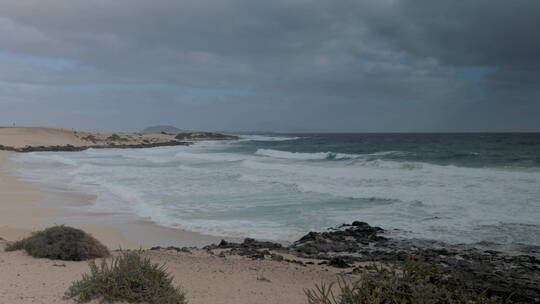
<box><xmin>2</xmin><ymin>127</ymin><xmax>538</xmax><ymax>303</ymax></box>
<box><xmin>0</xmin><ymin>126</ymin><xmax>236</xmax><ymax>248</ymax></box>
<box><xmin>0</xmin><ymin>156</ymin><xmax>348</xmax><ymax>304</ymax></box>
<box><xmin>0</xmin><ymin>150</ymin><xmax>136</xmax><ymax>248</ymax></box>
<box><xmin>0</xmin><ymin>151</ymin><xmax>232</xmax><ymax>249</ymax></box>
<box><xmin>0</xmin><ymin>128</ymin><xmax>348</xmax><ymax>304</ymax></box>
<box><xmin>0</xmin><ymin>239</ymin><xmax>346</xmax><ymax>304</ymax></box>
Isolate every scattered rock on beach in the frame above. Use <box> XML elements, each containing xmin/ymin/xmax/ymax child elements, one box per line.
<box><xmin>200</xmin><ymin>221</ymin><xmax>540</xmax><ymax>303</ymax></box>
<box><xmin>289</xmin><ymin>221</ymin><xmax>386</xmax><ymax>256</ymax></box>
<box><xmin>327</xmin><ymin>257</ymin><xmax>352</xmax><ymax>268</ymax></box>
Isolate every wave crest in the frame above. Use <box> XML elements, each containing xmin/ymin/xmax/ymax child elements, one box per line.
<box><xmin>255</xmin><ymin>149</ymin><xmax>359</xmax><ymax>160</ymax></box>
<box><xmin>239</xmin><ymin>135</ymin><xmax>300</xmax><ymax>142</ymax></box>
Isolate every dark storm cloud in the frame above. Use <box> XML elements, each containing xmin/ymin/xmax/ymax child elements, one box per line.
<box><xmin>363</xmin><ymin>1</ymin><xmax>540</xmax><ymax>66</ymax></box>
<box><xmin>0</xmin><ymin>0</ymin><xmax>538</xmax><ymax>131</ymax></box>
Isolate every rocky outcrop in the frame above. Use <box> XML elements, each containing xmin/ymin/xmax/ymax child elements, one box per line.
<box><xmin>200</xmin><ymin>221</ymin><xmax>540</xmax><ymax>303</ymax></box>
<box><xmin>203</xmin><ymin>238</ymin><xmax>283</xmax><ymax>259</ymax></box>
<box><xmin>289</xmin><ymin>222</ymin><xmax>540</xmax><ymax>303</ymax></box>
<box><xmin>289</xmin><ymin>221</ymin><xmax>386</xmax><ymax>256</ymax></box>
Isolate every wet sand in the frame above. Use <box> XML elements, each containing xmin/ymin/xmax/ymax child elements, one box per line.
<box><xmin>0</xmin><ymin>151</ymin><xmax>138</xmax><ymax>248</ymax></box>
<box><xmin>0</xmin><ymin>151</ymin><xmax>224</xmax><ymax>249</ymax></box>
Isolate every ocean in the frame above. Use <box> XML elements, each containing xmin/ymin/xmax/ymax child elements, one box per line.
<box><xmin>10</xmin><ymin>133</ymin><xmax>540</xmax><ymax>246</ymax></box>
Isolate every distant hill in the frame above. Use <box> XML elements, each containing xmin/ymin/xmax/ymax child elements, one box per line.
<box><xmin>140</xmin><ymin>125</ymin><xmax>190</xmax><ymax>134</ymax></box>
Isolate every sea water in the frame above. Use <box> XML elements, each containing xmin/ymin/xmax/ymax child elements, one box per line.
<box><xmin>10</xmin><ymin>133</ymin><xmax>540</xmax><ymax>245</ymax></box>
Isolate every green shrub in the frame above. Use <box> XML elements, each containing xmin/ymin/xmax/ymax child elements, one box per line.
<box><xmin>66</xmin><ymin>250</ymin><xmax>187</xmax><ymax>304</ymax></box>
<box><xmin>5</xmin><ymin>226</ymin><xmax>109</xmax><ymax>261</ymax></box>
<box><xmin>305</xmin><ymin>257</ymin><xmax>509</xmax><ymax>304</ymax></box>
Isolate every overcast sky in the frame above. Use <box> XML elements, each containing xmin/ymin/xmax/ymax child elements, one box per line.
<box><xmin>0</xmin><ymin>0</ymin><xmax>539</xmax><ymax>132</ymax></box>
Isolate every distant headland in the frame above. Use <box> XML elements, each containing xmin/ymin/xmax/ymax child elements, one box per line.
<box><xmin>0</xmin><ymin>126</ymin><xmax>239</xmax><ymax>152</ymax></box>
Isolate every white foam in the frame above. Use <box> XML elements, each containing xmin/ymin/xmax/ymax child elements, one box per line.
<box><xmin>370</xmin><ymin>150</ymin><xmax>405</xmax><ymax>156</ymax></box>
<box><xmin>239</xmin><ymin>135</ymin><xmax>300</xmax><ymax>142</ymax></box>
<box><xmin>16</xmin><ymin>153</ymin><xmax>79</xmax><ymax>167</ymax></box>
<box><xmin>239</xmin><ymin>158</ymin><xmax>540</xmax><ymax>237</ymax></box>
<box><xmin>255</xmin><ymin>149</ymin><xmax>360</xmax><ymax>160</ymax></box>
<box><xmin>10</xmin><ymin>143</ymin><xmax>540</xmax><ymax>245</ymax></box>
<box><xmin>254</xmin><ymin>148</ymin><xmax>408</xmax><ymax>161</ymax></box>
<box><xmin>174</xmin><ymin>150</ymin><xmax>248</xmax><ymax>162</ymax></box>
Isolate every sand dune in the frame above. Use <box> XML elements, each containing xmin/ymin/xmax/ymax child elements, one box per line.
<box><xmin>0</xmin><ymin>126</ymin><xmax>179</xmax><ymax>149</ymax></box>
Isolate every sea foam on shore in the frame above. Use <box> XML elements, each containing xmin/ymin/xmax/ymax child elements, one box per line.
<box><xmin>8</xmin><ymin>133</ymin><xmax>540</xmax><ymax>246</ymax></box>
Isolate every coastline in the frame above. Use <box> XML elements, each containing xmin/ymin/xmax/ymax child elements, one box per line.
<box><xmin>0</xmin><ymin>126</ymin><xmax>238</xmax><ymax>152</ymax></box>
<box><xmin>0</xmin><ymin>151</ymin><xmax>136</xmax><ymax>248</ymax></box>
<box><xmin>1</xmin><ymin>129</ymin><xmax>539</xmax><ymax>302</ymax></box>
<box><xmin>0</xmin><ymin>150</ymin><xmax>348</xmax><ymax>304</ymax></box>
<box><xmin>1</xmin><ymin>151</ymin><xmax>539</xmax><ymax>302</ymax></box>
<box><xmin>0</xmin><ymin>151</ymin><xmax>222</xmax><ymax>249</ymax></box>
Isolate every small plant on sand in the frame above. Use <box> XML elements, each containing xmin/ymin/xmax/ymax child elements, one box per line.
<box><xmin>5</xmin><ymin>225</ymin><xmax>109</xmax><ymax>261</ymax></box>
<box><xmin>106</xmin><ymin>133</ymin><xmax>129</xmax><ymax>142</ymax></box>
<box><xmin>305</xmin><ymin>257</ymin><xmax>509</xmax><ymax>304</ymax></box>
<box><xmin>81</xmin><ymin>134</ymin><xmax>99</xmax><ymax>143</ymax></box>
<box><xmin>66</xmin><ymin>250</ymin><xmax>187</xmax><ymax>304</ymax></box>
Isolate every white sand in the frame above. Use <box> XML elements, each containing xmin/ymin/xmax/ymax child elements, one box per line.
<box><xmin>0</xmin><ymin>241</ymin><xmax>350</xmax><ymax>304</ymax></box>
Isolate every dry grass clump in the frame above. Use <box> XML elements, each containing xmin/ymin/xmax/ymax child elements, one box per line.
<box><xmin>305</xmin><ymin>257</ymin><xmax>509</xmax><ymax>304</ymax></box>
<box><xmin>66</xmin><ymin>250</ymin><xmax>187</xmax><ymax>304</ymax></box>
<box><xmin>5</xmin><ymin>225</ymin><xmax>109</xmax><ymax>261</ymax></box>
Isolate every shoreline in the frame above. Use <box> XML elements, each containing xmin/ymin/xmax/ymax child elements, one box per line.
<box><xmin>0</xmin><ymin>151</ymin><xmax>136</xmax><ymax>248</ymax></box>
<box><xmin>0</xmin><ymin>126</ymin><xmax>238</xmax><ymax>152</ymax></box>
<box><xmin>1</xmin><ymin>149</ymin><xmax>539</xmax><ymax>302</ymax></box>
<box><xmin>0</xmin><ymin>151</ymin><xmax>223</xmax><ymax>249</ymax></box>
<box><xmin>0</xmin><ymin>148</ymin><xmax>349</xmax><ymax>303</ymax></box>
<box><xmin>0</xmin><ymin>140</ymin><xmax>191</xmax><ymax>153</ymax></box>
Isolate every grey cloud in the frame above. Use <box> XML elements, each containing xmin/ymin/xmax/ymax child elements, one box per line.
<box><xmin>361</xmin><ymin>0</ymin><xmax>540</xmax><ymax>66</ymax></box>
<box><xmin>0</xmin><ymin>0</ymin><xmax>538</xmax><ymax>131</ymax></box>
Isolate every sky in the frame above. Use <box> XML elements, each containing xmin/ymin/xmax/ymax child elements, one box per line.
<box><xmin>0</xmin><ymin>0</ymin><xmax>539</xmax><ymax>133</ymax></box>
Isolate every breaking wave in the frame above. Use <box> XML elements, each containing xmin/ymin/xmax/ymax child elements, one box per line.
<box><xmin>255</xmin><ymin>149</ymin><xmax>360</xmax><ymax>160</ymax></box>
<box><xmin>239</xmin><ymin>135</ymin><xmax>300</xmax><ymax>142</ymax></box>
<box><xmin>9</xmin><ymin>133</ymin><xmax>540</xmax><ymax>245</ymax></box>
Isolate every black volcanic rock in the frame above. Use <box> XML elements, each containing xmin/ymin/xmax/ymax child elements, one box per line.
<box><xmin>203</xmin><ymin>221</ymin><xmax>540</xmax><ymax>303</ymax></box>
<box><xmin>288</xmin><ymin>222</ymin><xmax>540</xmax><ymax>304</ymax></box>
<box><xmin>328</xmin><ymin>256</ymin><xmax>352</xmax><ymax>268</ymax></box>
<box><xmin>203</xmin><ymin>238</ymin><xmax>282</xmax><ymax>260</ymax></box>
<box><xmin>207</xmin><ymin>238</ymin><xmax>282</xmax><ymax>251</ymax></box>
<box><xmin>0</xmin><ymin>141</ymin><xmax>191</xmax><ymax>153</ymax></box>
<box><xmin>290</xmin><ymin>222</ymin><xmax>386</xmax><ymax>256</ymax></box>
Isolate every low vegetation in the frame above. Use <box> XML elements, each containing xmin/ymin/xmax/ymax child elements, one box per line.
<box><xmin>107</xmin><ymin>133</ymin><xmax>128</xmax><ymax>141</ymax></box>
<box><xmin>66</xmin><ymin>250</ymin><xmax>187</xmax><ymax>304</ymax></box>
<box><xmin>305</xmin><ymin>257</ymin><xmax>509</xmax><ymax>304</ymax></box>
<box><xmin>81</xmin><ymin>134</ymin><xmax>99</xmax><ymax>143</ymax></box>
<box><xmin>5</xmin><ymin>225</ymin><xmax>109</xmax><ymax>261</ymax></box>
